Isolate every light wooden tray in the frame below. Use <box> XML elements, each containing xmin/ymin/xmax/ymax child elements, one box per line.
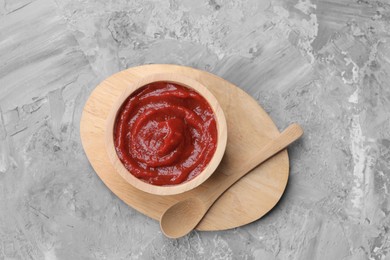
<box><xmin>80</xmin><ymin>64</ymin><xmax>289</xmax><ymax>231</ymax></box>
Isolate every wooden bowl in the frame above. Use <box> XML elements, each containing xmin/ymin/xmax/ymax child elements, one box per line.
<box><xmin>105</xmin><ymin>73</ymin><xmax>227</xmax><ymax>195</ymax></box>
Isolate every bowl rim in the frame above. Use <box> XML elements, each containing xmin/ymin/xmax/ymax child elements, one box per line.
<box><xmin>105</xmin><ymin>73</ymin><xmax>227</xmax><ymax>195</ymax></box>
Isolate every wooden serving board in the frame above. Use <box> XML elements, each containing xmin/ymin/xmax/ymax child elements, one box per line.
<box><xmin>80</xmin><ymin>64</ymin><xmax>289</xmax><ymax>231</ymax></box>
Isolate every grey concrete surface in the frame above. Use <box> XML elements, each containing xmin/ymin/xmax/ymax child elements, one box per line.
<box><xmin>1</xmin><ymin>0</ymin><xmax>390</xmax><ymax>259</ymax></box>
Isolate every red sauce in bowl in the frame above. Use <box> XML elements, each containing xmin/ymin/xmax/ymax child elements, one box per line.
<box><xmin>114</xmin><ymin>81</ymin><xmax>218</xmax><ymax>186</ymax></box>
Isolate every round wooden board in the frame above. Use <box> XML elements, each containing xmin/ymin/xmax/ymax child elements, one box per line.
<box><xmin>80</xmin><ymin>64</ymin><xmax>289</xmax><ymax>231</ymax></box>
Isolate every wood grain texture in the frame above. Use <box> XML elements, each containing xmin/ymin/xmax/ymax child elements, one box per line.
<box><xmin>80</xmin><ymin>64</ymin><xmax>289</xmax><ymax>231</ymax></box>
<box><xmin>104</xmin><ymin>73</ymin><xmax>227</xmax><ymax>195</ymax></box>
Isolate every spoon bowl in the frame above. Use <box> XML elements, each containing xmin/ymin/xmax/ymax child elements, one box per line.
<box><xmin>160</xmin><ymin>197</ymin><xmax>207</xmax><ymax>238</ymax></box>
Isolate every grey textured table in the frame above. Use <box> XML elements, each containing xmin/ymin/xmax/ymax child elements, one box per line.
<box><xmin>1</xmin><ymin>0</ymin><xmax>389</xmax><ymax>259</ymax></box>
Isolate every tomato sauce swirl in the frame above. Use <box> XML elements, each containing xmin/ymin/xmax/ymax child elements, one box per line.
<box><xmin>114</xmin><ymin>81</ymin><xmax>218</xmax><ymax>186</ymax></box>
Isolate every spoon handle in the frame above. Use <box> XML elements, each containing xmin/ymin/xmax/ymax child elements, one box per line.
<box><xmin>199</xmin><ymin>123</ymin><xmax>303</xmax><ymax>206</ymax></box>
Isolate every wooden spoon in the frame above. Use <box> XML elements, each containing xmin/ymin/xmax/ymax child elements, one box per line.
<box><xmin>160</xmin><ymin>123</ymin><xmax>303</xmax><ymax>238</ymax></box>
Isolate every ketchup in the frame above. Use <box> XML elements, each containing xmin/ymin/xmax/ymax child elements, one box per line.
<box><xmin>114</xmin><ymin>81</ymin><xmax>218</xmax><ymax>186</ymax></box>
